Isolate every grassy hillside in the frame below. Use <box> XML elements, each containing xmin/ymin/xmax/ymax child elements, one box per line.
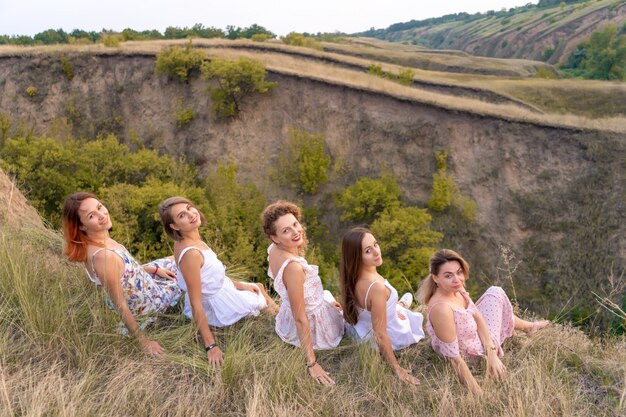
<box><xmin>2</xmin><ymin>38</ymin><xmax>625</xmax><ymax>123</ymax></box>
<box><xmin>0</xmin><ymin>175</ymin><xmax>625</xmax><ymax>416</ymax></box>
<box><xmin>361</xmin><ymin>0</ymin><xmax>626</xmax><ymax>65</ymax></box>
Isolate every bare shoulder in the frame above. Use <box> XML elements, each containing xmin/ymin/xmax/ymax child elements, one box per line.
<box><xmin>177</xmin><ymin>246</ymin><xmax>204</xmax><ymax>268</ymax></box>
<box><xmin>282</xmin><ymin>259</ymin><xmax>305</xmax><ymax>280</ymax></box>
<box><xmin>429</xmin><ymin>301</ymin><xmax>455</xmax><ymax>326</ymax></box>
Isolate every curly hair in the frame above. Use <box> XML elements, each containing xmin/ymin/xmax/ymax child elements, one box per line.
<box><xmin>260</xmin><ymin>200</ymin><xmax>308</xmax><ymax>253</ymax></box>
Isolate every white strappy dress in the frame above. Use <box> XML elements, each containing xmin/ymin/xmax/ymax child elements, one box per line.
<box><xmin>352</xmin><ymin>280</ymin><xmax>425</xmax><ymax>351</ymax></box>
<box><xmin>177</xmin><ymin>246</ymin><xmax>267</xmax><ymax>327</ymax></box>
<box><xmin>267</xmin><ymin>244</ymin><xmax>344</xmax><ymax>349</ymax></box>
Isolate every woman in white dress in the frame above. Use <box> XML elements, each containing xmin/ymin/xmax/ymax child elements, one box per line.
<box><xmin>340</xmin><ymin>227</ymin><xmax>424</xmax><ymax>385</ymax></box>
<box><xmin>159</xmin><ymin>196</ymin><xmax>277</xmax><ymax>365</ymax></box>
<box><xmin>261</xmin><ymin>201</ymin><xmax>344</xmax><ymax>385</ymax></box>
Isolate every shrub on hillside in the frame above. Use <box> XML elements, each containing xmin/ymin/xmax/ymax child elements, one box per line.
<box><xmin>251</xmin><ymin>34</ymin><xmax>271</xmax><ymax>42</ymax></box>
<box><xmin>335</xmin><ymin>173</ymin><xmax>401</xmax><ymax>225</ymax></box>
<box><xmin>427</xmin><ymin>150</ymin><xmax>477</xmax><ymax>222</ymax></box>
<box><xmin>367</xmin><ymin>63</ymin><xmax>414</xmax><ymax>86</ymax></box>
<box><xmin>281</xmin><ymin>32</ymin><xmax>323</xmax><ymax>50</ymax></box>
<box><xmin>562</xmin><ymin>24</ymin><xmax>626</xmax><ymax>80</ymax></box>
<box><xmin>102</xmin><ymin>34</ymin><xmax>120</xmax><ymax>47</ymax></box>
<box><xmin>175</xmin><ymin>108</ymin><xmax>195</xmax><ymax>128</ymax></box>
<box><xmin>0</xmin><ymin>134</ymin><xmax>191</xmax><ymax>226</ymax></box>
<box><xmin>155</xmin><ymin>42</ymin><xmax>205</xmax><ymax>82</ymax></box>
<box><xmin>201</xmin><ymin>57</ymin><xmax>276</xmax><ymax>119</ymax></box>
<box><xmin>272</xmin><ymin>128</ymin><xmax>332</xmax><ymax>195</ymax></box>
<box><xmin>25</xmin><ymin>86</ymin><xmax>37</xmax><ymax>97</ymax></box>
<box><xmin>371</xmin><ymin>206</ymin><xmax>442</xmax><ymax>293</ymax></box>
<box><xmin>59</xmin><ymin>55</ymin><xmax>74</xmax><ymax>81</ymax></box>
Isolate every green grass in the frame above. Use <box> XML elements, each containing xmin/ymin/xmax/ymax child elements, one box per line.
<box><xmin>0</xmin><ymin>222</ymin><xmax>624</xmax><ymax>416</ymax></box>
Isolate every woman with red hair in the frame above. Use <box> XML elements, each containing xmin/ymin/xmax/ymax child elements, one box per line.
<box><xmin>62</xmin><ymin>192</ymin><xmax>181</xmax><ymax>355</ymax></box>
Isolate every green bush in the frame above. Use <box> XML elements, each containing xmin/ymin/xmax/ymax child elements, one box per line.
<box><xmin>281</xmin><ymin>32</ymin><xmax>323</xmax><ymax>50</ymax></box>
<box><xmin>273</xmin><ymin>128</ymin><xmax>332</xmax><ymax>194</ymax></box>
<box><xmin>336</xmin><ymin>173</ymin><xmax>401</xmax><ymax>225</ymax></box>
<box><xmin>201</xmin><ymin>57</ymin><xmax>276</xmax><ymax>119</ymax></box>
<box><xmin>102</xmin><ymin>34</ymin><xmax>120</xmax><ymax>47</ymax></box>
<box><xmin>251</xmin><ymin>34</ymin><xmax>271</xmax><ymax>42</ymax></box>
<box><xmin>427</xmin><ymin>150</ymin><xmax>477</xmax><ymax>222</ymax></box>
<box><xmin>534</xmin><ymin>67</ymin><xmax>557</xmax><ymax>79</ymax></box>
<box><xmin>0</xmin><ymin>134</ymin><xmax>192</xmax><ymax>227</ymax></box>
<box><xmin>368</xmin><ymin>64</ymin><xmax>414</xmax><ymax>86</ymax></box>
<box><xmin>25</xmin><ymin>86</ymin><xmax>37</xmax><ymax>97</ymax></box>
<box><xmin>155</xmin><ymin>42</ymin><xmax>205</xmax><ymax>82</ymax></box>
<box><xmin>542</xmin><ymin>47</ymin><xmax>555</xmax><ymax>61</ymax></box>
<box><xmin>59</xmin><ymin>55</ymin><xmax>74</xmax><ymax>80</ymax></box>
<box><xmin>397</xmin><ymin>68</ymin><xmax>415</xmax><ymax>85</ymax></box>
<box><xmin>175</xmin><ymin>108</ymin><xmax>195</xmax><ymax>128</ymax></box>
<box><xmin>371</xmin><ymin>206</ymin><xmax>442</xmax><ymax>293</ymax></box>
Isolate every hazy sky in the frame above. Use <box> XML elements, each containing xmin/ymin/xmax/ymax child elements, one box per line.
<box><xmin>0</xmin><ymin>1</ymin><xmax>537</xmax><ymax>37</ymax></box>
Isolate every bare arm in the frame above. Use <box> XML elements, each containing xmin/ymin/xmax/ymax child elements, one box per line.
<box><xmin>368</xmin><ymin>283</ymin><xmax>419</xmax><ymax>385</ymax></box>
<box><xmin>179</xmin><ymin>249</ymin><xmax>223</xmax><ymax>366</ymax></box>
<box><xmin>282</xmin><ymin>261</ymin><xmax>334</xmax><ymax>385</ymax></box>
<box><xmin>430</xmin><ymin>304</ymin><xmax>482</xmax><ymax>395</ymax></box>
<box><xmin>473</xmin><ymin>310</ymin><xmax>506</xmax><ymax>381</ymax></box>
<box><xmin>94</xmin><ymin>250</ymin><xmax>164</xmax><ymax>356</ymax></box>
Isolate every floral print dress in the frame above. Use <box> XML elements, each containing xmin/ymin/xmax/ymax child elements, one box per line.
<box><xmin>86</xmin><ymin>247</ymin><xmax>182</xmax><ymax>333</ymax></box>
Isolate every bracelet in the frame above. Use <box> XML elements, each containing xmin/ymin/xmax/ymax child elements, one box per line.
<box><xmin>153</xmin><ymin>266</ymin><xmax>159</xmax><ymax>277</ymax></box>
<box><xmin>205</xmin><ymin>343</ymin><xmax>217</xmax><ymax>352</ymax></box>
<box><xmin>306</xmin><ymin>360</ymin><xmax>317</xmax><ymax>368</ymax></box>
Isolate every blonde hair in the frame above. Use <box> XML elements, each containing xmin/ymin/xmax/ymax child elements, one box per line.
<box><xmin>417</xmin><ymin>249</ymin><xmax>470</xmax><ymax>305</ymax></box>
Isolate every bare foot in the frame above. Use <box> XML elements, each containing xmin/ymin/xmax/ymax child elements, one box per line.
<box><xmin>527</xmin><ymin>320</ymin><xmax>549</xmax><ymax>335</ymax></box>
<box><xmin>266</xmin><ymin>302</ymin><xmax>280</xmax><ymax>315</ymax></box>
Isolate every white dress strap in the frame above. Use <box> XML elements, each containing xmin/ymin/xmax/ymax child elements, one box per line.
<box><xmin>363</xmin><ymin>280</ymin><xmax>383</xmax><ymax>311</ymax></box>
<box><xmin>85</xmin><ymin>248</ymin><xmax>107</xmax><ymax>285</ymax></box>
<box><xmin>177</xmin><ymin>246</ymin><xmax>204</xmax><ymax>266</ymax></box>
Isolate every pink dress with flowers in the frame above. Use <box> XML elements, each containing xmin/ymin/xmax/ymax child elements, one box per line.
<box><xmin>426</xmin><ymin>286</ymin><xmax>514</xmax><ymax>358</ymax></box>
<box><xmin>267</xmin><ymin>244</ymin><xmax>344</xmax><ymax>349</ymax></box>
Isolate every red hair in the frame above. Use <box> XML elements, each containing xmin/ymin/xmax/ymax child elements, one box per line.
<box><xmin>62</xmin><ymin>192</ymin><xmax>103</xmax><ymax>262</ymax></box>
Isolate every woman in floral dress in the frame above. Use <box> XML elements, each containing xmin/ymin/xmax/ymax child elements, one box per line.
<box><xmin>261</xmin><ymin>201</ymin><xmax>344</xmax><ymax>386</ymax></box>
<box><xmin>63</xmin><ymin>192</ymin><xmax>181</xmax><ymax>355</ymax></box>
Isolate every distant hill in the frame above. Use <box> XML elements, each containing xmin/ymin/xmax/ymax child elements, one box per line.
<box><xmin>359</xmin><ymin>0</ymin><xmax>626</xmax><ymax>64</ymax></box>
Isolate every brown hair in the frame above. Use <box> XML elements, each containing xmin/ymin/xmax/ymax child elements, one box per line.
<box><xmin>158</xmin><ymin>196</ymin><xmax>206</xmax><ymax>241</ymax></box>
<box><xmin>340</xmin><ymin>227</ymin><xmax>371</xmax><ymax>325</ymax></box>
<box><xmin>62</xmin><ymin>191</ymin><xmax>103</xmax><ymax>262</ymax></box>
<box><xmin>416</xmin><ymin>249</ymin><xmax>470</xmax><ymax>305</ymax></box>
<box><xmin>260</xmin><ymin>200</ymin><xmax>308</xmax><ymax>253</ymax></box>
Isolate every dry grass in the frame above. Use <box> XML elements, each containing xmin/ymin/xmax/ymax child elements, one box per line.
<box><xmin>1</xmin><ymin>210</ymin><xmax>625</xmax><ymax>416</ymax></box>
<box><xmin>1</xmin><ymin>40</ymin><xmax>624</xmax><ymax>130</ymax></box>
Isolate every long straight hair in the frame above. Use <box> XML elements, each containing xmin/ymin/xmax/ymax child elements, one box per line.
<box><xmin>62</xmin><ymin>191</ymin><xmax>104</xmax><ymax>262</ymax></box>
<box><xmin>340</xmin><ymin>227</ymin><xmax>370</xmax><ymax>325</ymax></box>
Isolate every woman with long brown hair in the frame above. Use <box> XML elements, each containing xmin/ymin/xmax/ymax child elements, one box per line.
<box><xmin>340</xmin><ymin>227</ymin><xmax>424</xmax><ymax>385</ymax></box>
<box><xmin>261</xmin><ymin>201</ymin><xmax>344</xmax><ymax>385</ymax></box>
<box><xmin>62</xmin><ymin>192</ymin><xmax>181</xmax><ymax>356</ymax></box>
<box><xmin>417</xmin><ymin>249</ymin><xmax>549</xmax><ymax>395</ymax></box>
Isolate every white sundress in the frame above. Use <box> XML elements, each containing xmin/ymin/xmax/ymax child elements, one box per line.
<box><xmin>352</xmin><ymin>279</ymin><xmax>425</xmax><ymax>351</ymax></box>
<box><xmin>267</xmin><ymin>244</ymin><xmax>344</xmax><ymax>349</ymax></box>
<box><xmin>177</xmin><ymin>246</ymin><xmax>267</xmax><ymax>327</ymax></box>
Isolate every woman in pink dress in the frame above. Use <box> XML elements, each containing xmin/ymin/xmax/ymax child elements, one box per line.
<box><xmin>261</xmin><ymin>201</ymin><xmax>344</xmax><ymax>386</ymax></box>
<box><xmin>417</xmin><ymin>249</ymin><xmax>549</xmax><ymax>396</ymax></box>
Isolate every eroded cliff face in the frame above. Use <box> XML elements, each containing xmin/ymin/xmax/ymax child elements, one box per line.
<box><xmin>0</xmin><ymin>52</ymin><xmax>623</xmax><ymax>298</ymax></box>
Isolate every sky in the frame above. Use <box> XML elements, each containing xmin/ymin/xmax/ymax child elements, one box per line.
<box><xmin>0</xmin><ymin>1</ymin><xmax>538</xmax><ymax>37</ymax></box>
